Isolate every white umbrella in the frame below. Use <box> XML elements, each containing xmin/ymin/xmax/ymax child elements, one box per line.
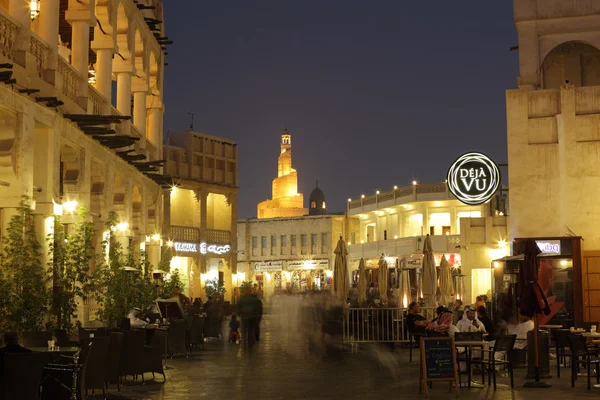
<box><xmin>357</xmin><ymin>258</ymin><xmax>367</xmax><ymax>305</ymax></box>
<box><xmin>333</xmin><ymin>236</ymin><xmax>349</xmax><ymax>301</ymax></box>
<box><xmin>422</xmin><ymin>234</ymin><xmax>437</xmax><ymax>308</ymax></box>
<box><xmin>438</xmin><ymin>255</ymin><xmax>453</xmax><ymax>307</ymax></box>
<box><xmin>378</xmin><ymin>255</ymin><xmax>389</xmax><ymax>305</ymax></box>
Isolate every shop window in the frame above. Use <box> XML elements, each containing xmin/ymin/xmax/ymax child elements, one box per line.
<box><xmin>291</xmin><ymin>235</ymin><xmax>297</xmax><ymax>247</ymax></box>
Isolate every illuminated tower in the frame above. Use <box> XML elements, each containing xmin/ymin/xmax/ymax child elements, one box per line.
<box><xmin>257</xmin><ymin>129</ymin><xmax>307</xmax><ymax>219</ymax></box>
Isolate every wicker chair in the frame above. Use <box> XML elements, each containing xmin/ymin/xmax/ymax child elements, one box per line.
<box><xmin>80</xmin><ymin>337</ymin><xmax>110</xmax><ymax>398</ymax></box>
<box><xmin>2</xmin><ymin>352</ymin><xmax>49</xmax><ymax>400</ymax></box>
<box><xmin>144</xmin><ymin>330</ymin><xmax>167</xmax><ymax>381</ymax></box>
<box><xmin>105</xmin><ymin>332</ymin><xmax>124</xmax><ymax>393</ymax></box>
<box><xmin>167</xmin><ymin>320</ymin><xmax>188</xmax><ymax>358</ymax></box>
<box><xmin>120</xmin><ymin>330</ymin><xmax>147</xmax><ymax>383</ymax></box>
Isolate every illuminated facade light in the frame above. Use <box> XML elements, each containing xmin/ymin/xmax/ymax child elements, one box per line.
<box><xmin>376</xmin><ymin>190</ymin><xmax>380</xmax><ymax>195</ymax></box>
<box><xmin>152</xmin><ymin>234</ymin><xmax>161</xmax><ymax>242</ymax></box>
<box><xmin>498</xmin><ymin>239</ymin><xmax>507</xmax><ymax>248</ymax></box>
<box><xmin>361</xmin><ymin>194</ymin><xmax>365</xmax><ymax>199</ymax></box>
<box><xmin>393</xmin><ymin>185</ymin><xmax>398</xmax><ymax>190</ymax></box>
<box><xmin>167</xmin><ymin>240</ymin><xmax>174</xmax><ymax>247</ymax></box>
<box><xmin>412</xmin><ymin>180</ymin><xmax>417</xmax><ymax>185</ymax></box>
<box><xmin>116</xmin><ymin>222</ymin><xmax>128</xmax><ymax>232</ymax></box>
<box><xmin>30</xmin><ymin>0</ymin><xmax>40</xmax><ymax>21</ymax></box>
<box><xmin>348</xmin><ymin>198</ymin><xmax>352</xmax><ymax>202</ymax></box>
<box><xmin>63</xmin><ymin>200</ymin><xmax>78</xmax><ymax>214</ymax></box>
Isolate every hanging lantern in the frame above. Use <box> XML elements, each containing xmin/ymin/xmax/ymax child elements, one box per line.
<box><xmin>88</xmin><ymin>65</ymin><xmax>97</xmax><ymax>86</ymax></box>
<box><xmin>30</xmin><ymin>0</ymin><xmax>40</xmax><ymax>21</ymax></box>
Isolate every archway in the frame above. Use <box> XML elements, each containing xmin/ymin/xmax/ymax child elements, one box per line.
<box><xmin>541</xmin><ymin>41</ymin><xmax>600</xmax><ymax>89</ymax></box>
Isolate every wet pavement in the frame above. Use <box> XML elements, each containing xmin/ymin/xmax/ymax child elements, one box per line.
<box><xmin>102</xmin><ymin>307</ymin><xmax>600</xmax><ymax>400</ymax></box>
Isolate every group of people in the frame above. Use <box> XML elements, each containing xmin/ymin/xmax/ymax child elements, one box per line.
<box><xmin>406</xmin><ymin>297</ymin><xmax>533</xmax><ymax>345</ymax></box>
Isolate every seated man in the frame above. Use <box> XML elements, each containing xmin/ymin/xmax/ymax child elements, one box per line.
<box><xmin>127</xmin><ymin>307</ymin><xmax>148</xmax><ymax>329</ymax></box>
<box><xmin>406</xmin><ymin>302</ymin><xmax>430</xmax><ymax>336</ymax></box>
<box><xmin>456</xmin><ymin>306</ymin><xmax>486</xmax><ymax>333</ymax></box>
<box><xmin>0</xmin><ymin>332</ymin><xmax>31</xmax><ymax>357</ymax></box>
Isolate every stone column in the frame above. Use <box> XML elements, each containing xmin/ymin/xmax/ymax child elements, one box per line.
<box><xmin>66</xmin><ymin>7</ymin><xmax>94</xmax><ymax>108</ymax></box>
<box><xmin>38</xmin><ymin>0</ymin><xmax>60</xmax><ymax>84</ymax></box>
<box><xmin>147</xmin><ymin>241</ymin><xmax>161</xmax><ymax>270</ymax></box>
<box><xmin>19</xmin><ymin>107</ymin><xmax>35</xmax><ymax>199</ymax></box>
<box><xmin>229</xmin><ymin>191</ymin><xmax>238</xmax><ymax>274</ymax></box>
<box><xmin>116</xmin><ymin>71</ymin><xmax>132</xmax><ymax>116</ymax></box>
<box><xmin>146</xmin><ymin>103</ymin><xmax>162</xmax><ymax>160</ymax></box>
<box><xmin>9</xmin><ymin>0</ymin><xmax>33</xmax><ymax>70</ymax></box>
<box><xmin>199</xmin><ymin>189</ymin><xmax>207</xmax><ymax>273</ymax></box>
<box><xmin>94</xmin><ymin>48</ymin><xmax>113</xmax><ymax>100</ymax></box>
<box><xmin>133</xmin><ymin>90</ymin><xmax>147</xmax><ymax>134</ymax></box>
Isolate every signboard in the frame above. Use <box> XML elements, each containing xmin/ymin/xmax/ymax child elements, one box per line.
<box><xmin>173</xmin><ymin>242</ymin><xmax>231</xmax><ymax>255</ymax></box>
<box><xmin>174</xmin><ymin>242</ymin><xmax>198</xmax><ymax>253</ymax></box>
<box><xmin>419</xmin><ymin>337</ymin><xmax>459</xmax><ymax>396</ymax></box>
<box><xmin>447</xmin><ymin>152</ymin><xmax>501</xmax><ymax>205</ymax></box>
<box><xmin>286</xmin><ymin>259</ymin><xmax>330</xmax><ymax>270</ymax></box>
<box><xmin>253</xmin><ymin>261</ymin><xmax>283</xmax><ymax>272</ymax></box>
<box><xmin>536</xmin><ymin>240</ymin><xmax>560</xmax><ymax>256</ymax></box>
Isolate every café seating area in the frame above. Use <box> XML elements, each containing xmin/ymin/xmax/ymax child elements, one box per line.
<box><xmin>0</xmin><ymin>314</ymin><xmax>208</xmax><ymax>400</ymax></box>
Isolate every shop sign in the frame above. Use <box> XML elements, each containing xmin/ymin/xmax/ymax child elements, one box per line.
<box><xmin>447</xmin><ymin>152</ymin><xmax>501</xmax><ymax>206</ymax></box>
<box><xmin>174</xmin><ymin>242</ymin><xmax>198</xmax><ymax>253</ymax></box>
<box><xmin>253</xmin><ymin>261</ymin><xmax>283</xmax><ymax>272</ymax></box>
<box><xmin>286</xmin><ymin>259</ymin><xmax>330</xmax><ymax>270</ymax></box>
<box><xmin>536</xmin><ymin>240</ymin><xmax>560</xmax><ymax>255</ymax></box>
<box><xmin>173</xmin><ymin>242</ymin><xmax>231</xmax><ymax>255</ymax></box>
<box><xmin>200</xmin><ymin>243</ymin><xmax>231</xmax><ymax>255</ymax></box>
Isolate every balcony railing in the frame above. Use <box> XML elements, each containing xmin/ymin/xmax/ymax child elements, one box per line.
<box><xmin>206</xmin><ymin>229</ymin><xmax>231</xmax><ymax>245</ymax></box>
<box><xmin>0</xmin><ymin>10</ymin><xmax>17</xmax><ymax>60</ymax></box>
<box><xmin>349</xmin><ymin>234</ymin><xmax>460</xmax><ymax>259</ymax></box>
<box><xmin>29</xmin><ymin>33</ymin><xmax>49</xmax><ymax>79</ymax></box>
<box><xmin>170</xmin><ymin>226</ymin><xmax>200</xmax><ymax>242</ymax></box>
<box><xmin>348</xmin><ymin>182</ymin><xmax>450</xmax><ymax>211</ymax></box>
<box><xmin>88</xmin><ymin>85</ymin><xmax>105</xmax><ymax>115</ymax></box>
<box><xmin>57</xmin><ymin>57</ymin><xmax>82</xmax><ymax>103</ymax></box>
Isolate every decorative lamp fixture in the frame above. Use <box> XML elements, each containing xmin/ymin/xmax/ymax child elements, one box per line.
<box><xmin>63</xmin><ymin>200</ymin><xmax>78</xmax><ymax>214</ymax></box>
<box><xmin>412</xmin><ymin>180</ymin><xmax>417</xmax><ymax>185</ymax></box>
<box><xmin>151</xmin><ymin>233</ymin><xmax>161</xmax><ymax>242</ymax></box>
<box><xmin>116</xmin><ymin>222</ymin><xmax>128</xmax><ymax>232</ymax></box>
<box><xmin>393</xmin><ymin>185</ymin><xmax>398</xmax><ymax>190</ymax></box>
<box><xmin>376</xmin><ymin>190</ymin><xmax>380</xmax><ymax>195</ymax></box>
<box><xmin>347</xmin><ymin>198</ymin><xmax>351</xmax><ymax>202</ymax></box>
<box><xmin>88</xmin><ymin>65</ymin><xmax>96</xmax><ymax>86</ymax></box>
<box><xmin>167</xmin><ymin>240</ymin><xmax>173</xmax><ymax>247</ymax></box>
<box><xmin>30</xmin><ymin>0</ymin><xmax>40</xmax><ymax>21</ymax></box>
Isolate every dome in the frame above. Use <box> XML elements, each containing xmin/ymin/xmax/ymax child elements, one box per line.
<box><xmin>309</xmin><ymin>181</ymin><xmax>326</xmax><ymax>215</ymax></box>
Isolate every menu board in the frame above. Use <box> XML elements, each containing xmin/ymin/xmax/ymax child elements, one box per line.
<box><xmin>419</xmin><ymin>337</ymin><xmax>458</xmax><ymax>397</ymax></box>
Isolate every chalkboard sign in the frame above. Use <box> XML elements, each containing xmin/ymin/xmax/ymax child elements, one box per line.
<box><xmin>419</xmin><ymin>337</ymin><xmax>458</xmax><ymax>397</ymax></box>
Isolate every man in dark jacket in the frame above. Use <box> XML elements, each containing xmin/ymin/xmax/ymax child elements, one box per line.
<box><xmin>237</xmin><ymin>288</ymin><xmax>262</xmax><ymax>346</ymax></box>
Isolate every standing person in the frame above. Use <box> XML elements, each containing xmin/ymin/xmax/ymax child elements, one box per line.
<box><xmin>237</xmin><ymin>287</ymin><xmax>260</xmax><ymax>346</ymax></box>
<box><xmin>253</xmin><ymin>290</ymin><xmax>264</xmax><ymax>342</ymax></box>
<box><xmin>174</xmin><ymin>286</ymin><xmax>191</xmax><ymax>310</ymax></box>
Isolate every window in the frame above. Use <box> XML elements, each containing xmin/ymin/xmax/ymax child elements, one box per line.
<box><xmin>311</xmin><ymin>234</ymin><xmax>317</xmax><ymax>246</ymax></box>
<box><xmin>281</xmin><ymin>235</ymin><xmax>287</xmax><ymax>247</ymax></box>
<box><xmin>322</xmin><ymin>201</ymin><xmax>326</xmax><ymax>209</ymax></box>
<box><xmin>350</xmin><ymin>232</ymin><xmax>356</xmax><ymax>244</ymax></box>
<box><xmin>321</xmin><ymin>233</ymin><xmax>328</xmax><ymax>246</ymax></box>
<box><xmin>301</xmin><ymin>234</ymin><xmax>307</xmax><ymax>247</ymax></box>
<box><xmin>271</xmin><ymin>235</ymin><xmax>277</xmax><ymax>248</ymax></box>
<box><xmin>261</xmin><ymin>236</ymin><xmax>267</xmax><ymax>248</ymax></box>
<box><xmin>311</xmin><ymin>201</ymin><xmax>316</xmax><ymax>208</ymax></box>
<box><xmin>252</xmin><ymin>236</ymin><xmax>257</xmax><ymax>248</ymax></box>
<box><xmin>291</xmin><ymin>235</ymin><xmax>297</xmax><ymax>247</ymax></box>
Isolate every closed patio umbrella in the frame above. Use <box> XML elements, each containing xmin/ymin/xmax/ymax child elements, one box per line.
<box><xmin>438</xmin><ymin>255</ymin><xmax>453</xmax><ymax>307</ymax></box>
<box><xmin>422</xmin><ymin>234</ymin><xmax>437</xmax><ymax>308</ymax></box>
<box><xmin>357</xmin><ymin>258</ymin><xmax>367</xmax><ymax>305</ymax></box>
<box><xmin>378</xmin><ymin>255</ymin><xmax>389</xmax><ymax>305</ymax></box>
<box><xmin>333</xmin><ymin>236</ymin><xmax>349</xmax><ymax>301</ymax></box>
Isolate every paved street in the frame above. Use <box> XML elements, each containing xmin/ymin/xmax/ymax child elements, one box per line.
<box><xmin>105</xmin><ymin>309</ymin><xmax>600</xmax><ymax>400</ymax></box>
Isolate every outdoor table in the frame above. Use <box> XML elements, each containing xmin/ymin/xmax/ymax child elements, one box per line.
<box><xmin>30</xmin><ymin>346</ymin><xmax>80</xmax><ymax>364</ymax></box>
<box><xmin>455</xmin><ymin>340</ymin><xmax>489</xmax><ymax>388</ymax></box>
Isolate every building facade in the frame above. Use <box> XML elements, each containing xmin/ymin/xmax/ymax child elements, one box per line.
<box><xmin>347</xmin><ymin>182</ymin><xmax>509</xmax><ymax>305</ymax></box>
<box><xmin>237</xmin><ymin>214</ymin><xmax>359</xmax><ymax>299</ymax></box>
<box><xmin>257</xmin><ymin>129</ymin><xmax>307</xmax><ymax>219</ymax></box>
<box><xmin>507</xmin><ymin>0</ymin><xmax>600</xmax><ymax>322</ymax></box>
<box><xmin>0</xmin><ymin>0</ymin><xmax>167</xmax><ymax>321</ymax></box>
<box><xmin>162</xmin><ymin>130</ymin><xmax>238</xmax><ymax>302</ymax></box>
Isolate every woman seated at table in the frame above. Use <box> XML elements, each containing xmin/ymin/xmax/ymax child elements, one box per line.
<box><xmin>506</xmin><ymin>314</ymin><xmax>534</xmax><ymax>350</ymax></box>
<box><xmin>426</xmin><ymin>309</ymin><xmax>458</xmax><ymax>336</ymax></box>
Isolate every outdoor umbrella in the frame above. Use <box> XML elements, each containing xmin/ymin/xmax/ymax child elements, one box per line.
<box><xmin>357</xmin><ymin>258</ymin><xmax>367</xmax><ymax>305</ymax></box>
<box><xmin>333</xmin><ymin>236</ymin><xmax>349</xmax><ymax>301</ymax></box>
<box><xmin>378</xmin><ymin>255</ymin><xmax>389</xmax><ymax>305</ymax></box>
<box><xmin>518</xmin><ymin>239</ymin><xmax>551</xmax><ymax>387</ymax></box>
<box><xmin>422</xmin><ymin>234</ymin><xmax>437</xmax><ymax>308</ymax></box>
<box><xmin>438</xmin><ymin>255</ymin><xmax>453</xmax><ymax>307</ymax></box>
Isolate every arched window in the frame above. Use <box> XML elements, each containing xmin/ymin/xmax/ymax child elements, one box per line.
<box><xmin>322</xmin><ymin>201</ymin><xmax>326</xmax><ymax>209</ymax></box>
<box><xmin>311</xmin><ymin>201</ymin><xmax>316</xmax><ymax>208</ymax></box>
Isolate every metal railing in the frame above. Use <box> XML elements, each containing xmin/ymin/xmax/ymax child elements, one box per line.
<box><xmin>342</xmin><ymin>306</ymin><xmax>437</xmax><ymax>344</ymax></box>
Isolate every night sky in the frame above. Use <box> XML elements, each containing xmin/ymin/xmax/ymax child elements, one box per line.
<box><xmin>162</xmin><ymin>1</ymin><xmax>519</xmax><ymax>219</ymax></box>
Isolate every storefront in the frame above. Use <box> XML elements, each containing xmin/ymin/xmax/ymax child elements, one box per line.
<box><xmin>251</xmin><ymin>259</ymin><xmax>332</xmax><ymax>298</ymax></box>
<box><xmin>492</xmin><ymin>237</ymin><xmax>582</xmax><ymax>327</ymax></box>
<box><xmin>171</xmin><ymin>240</ymin><xmax>233</xmax><ymax>301</ymax></box>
